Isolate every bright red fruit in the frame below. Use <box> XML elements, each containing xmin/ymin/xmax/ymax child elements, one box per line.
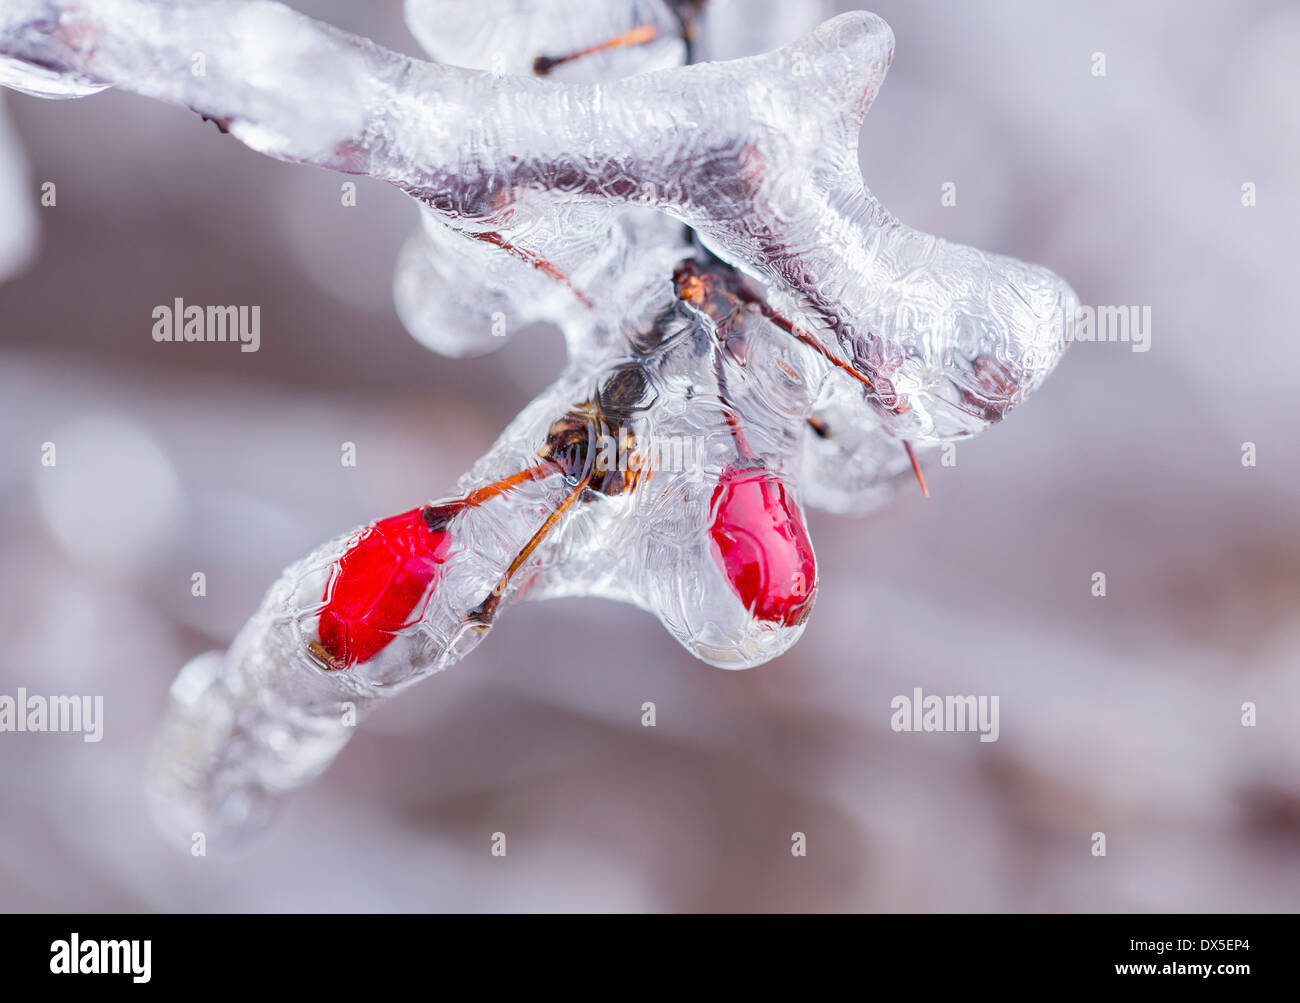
<box><xmin>317</xmin><ymin>507</ymin><xmax>453</xmax><ymax>668</ymax></box>
<box><xmin>708</xmin><ymin>464</ymin><xmax>817</xmax><ymax>626</ymax></box>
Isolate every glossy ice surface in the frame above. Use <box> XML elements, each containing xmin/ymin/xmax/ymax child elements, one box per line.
<box><xmin>0</xmin><ymin>0</ymin><xmax>1074</xmax><ymax>844</ymax></box>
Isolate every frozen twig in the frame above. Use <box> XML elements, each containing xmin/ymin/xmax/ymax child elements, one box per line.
<box><xmin>1</xmin><ymin>0</ymin><xmax>1074</xmax><ymax>439</ymax></box>
<box><xmin>1</xmin><ymin>0</ymin><xmax>1076</xmax><ymax>845</ymax></box>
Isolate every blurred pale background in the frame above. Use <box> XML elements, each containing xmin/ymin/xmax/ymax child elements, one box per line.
<box><xmin>0</xmin><ymin>0</ymin><xmax>1297</xmax><ymax>911</ymax></box>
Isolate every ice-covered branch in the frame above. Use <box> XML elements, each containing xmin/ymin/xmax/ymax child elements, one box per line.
<box><xmin>0</xmin><ymin>0</ymin><xmax>1074</xmax><ymax>440</ymax></box>
<box><xmin>2</xmin><ymin>1</ymin><xmax>1077</xmax><ymax>846</ymax></box>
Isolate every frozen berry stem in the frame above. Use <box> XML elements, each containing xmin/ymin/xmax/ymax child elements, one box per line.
<box><xmin>0</xmin><ymin>0</ymin><xmax>1075</xmax><ymax>845</ymax></box>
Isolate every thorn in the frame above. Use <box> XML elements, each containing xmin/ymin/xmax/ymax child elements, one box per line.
<box><xmin>533</xmin><ymin>24</ymin><xmax>659</xmax><ymax>76</ymax></box>
<box><xmin>469</xmin><ymin>231</ymin><xmax>594</xmax><ymax>308</ymax></box>
<box><xmin>475</xmin><ymin>470</ymin><xmax>592</xmax><ymax>621</ymax></box>
<box><xmin>903</xmin><ymin>440</ymin><xmax>929</xmax><ymax>499</ymax></box>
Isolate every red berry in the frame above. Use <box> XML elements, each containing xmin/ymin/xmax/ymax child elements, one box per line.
<box><xmin>708</xmin><ymin>464</ymin><xmax>817</xmax><ymax>626</ymax></box>
<box><xmin>317</xmin><ymin>507</ymin><xmax>453</xmax><ymax>668</ymax></box>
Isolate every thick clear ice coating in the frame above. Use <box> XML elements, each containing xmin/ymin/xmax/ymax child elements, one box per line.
<box><xmin>0</xmin><ymin>0</ymin><xmax>1076</xmax><ymax>845</ymax></box>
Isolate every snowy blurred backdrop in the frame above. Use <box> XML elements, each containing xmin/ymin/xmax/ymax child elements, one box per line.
<box><xmin>1</xmin><ymin>0</ymin><xmax>1298</xmax><ymax>911</ymax></box>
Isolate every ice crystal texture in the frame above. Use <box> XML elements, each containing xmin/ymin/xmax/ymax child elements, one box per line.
<box><xmin>0</xmin><ymin>0</ymin><xmax>1075</xmax><ymax>844</ymax></box>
